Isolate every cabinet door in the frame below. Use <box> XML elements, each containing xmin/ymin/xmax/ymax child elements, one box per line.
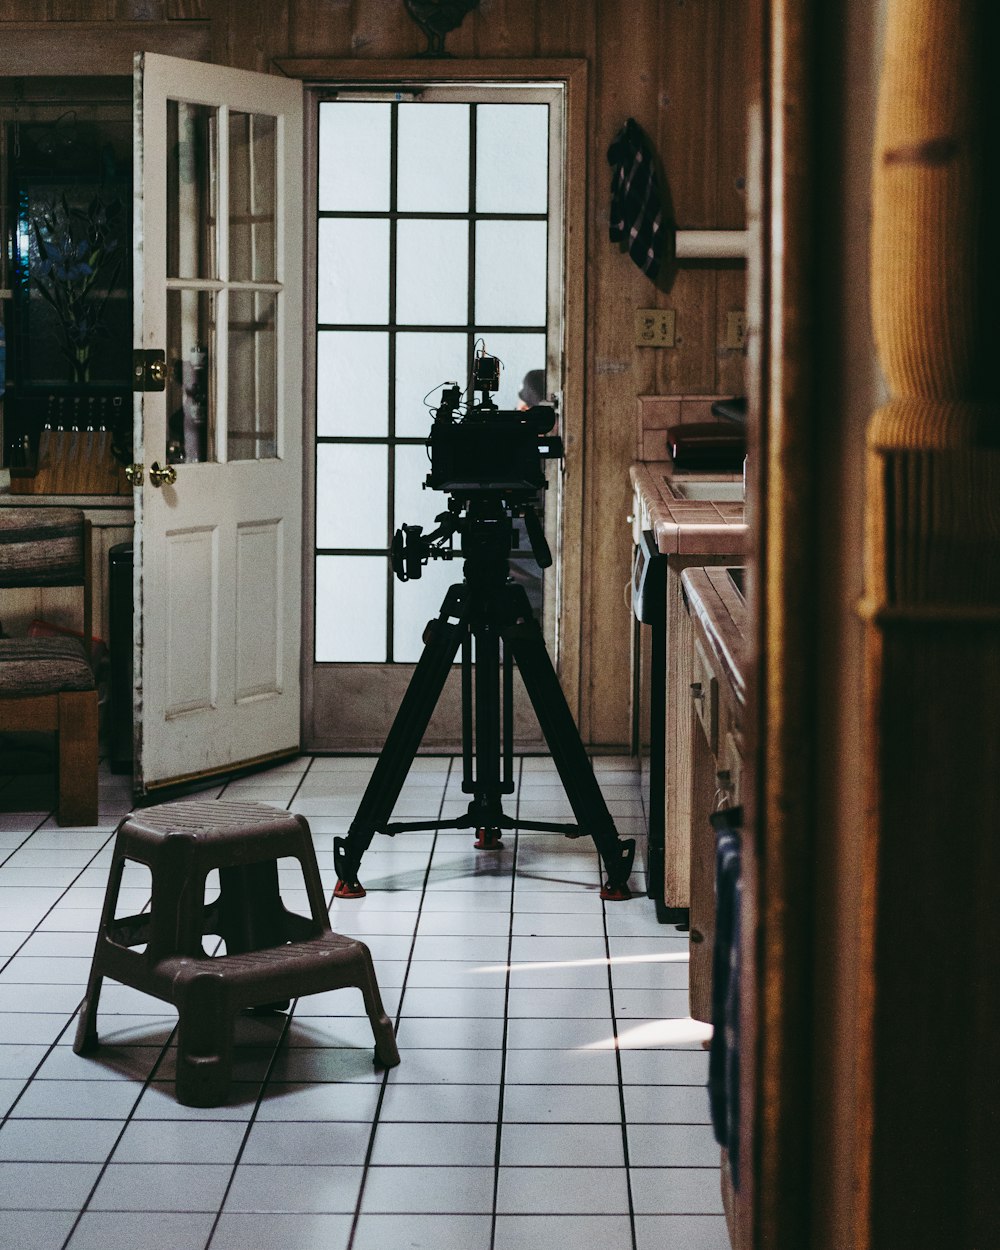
<box><xmin>132</xmin><ymin>52</ymin><xmax>303</xmax><ymax>793</ymax></box>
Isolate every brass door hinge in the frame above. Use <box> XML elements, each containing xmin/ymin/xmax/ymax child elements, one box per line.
<box><xmin>132</xmin><ymin>349</ymin><xmax>166</xmax><ymax>392</ymax></box>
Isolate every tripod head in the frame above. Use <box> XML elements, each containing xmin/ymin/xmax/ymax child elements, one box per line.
<box><xmin>391</xmin><ymin>353</ymin><xmax>562</xmax><ymax>583</ymax></box>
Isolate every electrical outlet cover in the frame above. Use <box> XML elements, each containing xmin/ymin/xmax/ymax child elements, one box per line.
<box><xmin>635</xmin><ymin>308</ymin><xmax>676</xmax><ymax>348</ymax></box>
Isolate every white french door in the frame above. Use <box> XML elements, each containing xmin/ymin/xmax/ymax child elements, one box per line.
<box><xmin>304</xmin><ymin>84</ymin><xmax>567</xmax><ymax>752</ymax></box>
<box><xmin>132</xmin><ymin>53</ymin><xmax>303</xmax><ymax>792</ymax></box>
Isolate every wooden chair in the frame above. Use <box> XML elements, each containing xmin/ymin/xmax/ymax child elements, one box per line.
<box><xmin>0</xmin><ymin>507</ymin><xmax>99</xmax><ymax>825</ymax></box>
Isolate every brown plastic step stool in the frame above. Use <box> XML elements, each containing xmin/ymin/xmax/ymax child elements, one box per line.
<box><xmin>74</xmin><ymin>799</ymin><xmax>400</xmax><ymax>1106</ymax></box>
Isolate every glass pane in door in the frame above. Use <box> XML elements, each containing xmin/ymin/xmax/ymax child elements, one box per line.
<box><xmin>317</xmin><ymin>219</ymin><xmax>390</xmax><ymax>324</ymax></box>
<box><xmin>166</xmin><ymin>288</ymin><xmax>215</xmax><ymax>464</ymax></box>
<box><xmin>316</xmin><ymin>443</ymin><xmax>388</xmax><ymax>548</ymax></box>
<box><xmin>476</xmin><ymin>104</ymin><xmax>549</xmax><ymax>213</ymax></box>
<box><xmin>474</xmin><ymin>220</ymin><xmax>548</xmax><ymax>325</ymax></box>
<box><xmin>228</xmin><ymin>290</ymin><xmax>277</xmax><ymax>460</ymax></box>
<box><xmin>315</xmin><ymin>556</ymin><xmax>387</xmax><ymax>662</ymax></box>
<box><xmin>316</xmin><ymin>331</ymin><xmax>389</xmax><ymax>437</ymax></box>
<box><xmin>394</xmin><ymin>332</ymin><xmax>467</xmax><ymax>437</ymax></box>
<box><xmin>167</xmin><ymin>101</ymin><xmax>217</xmax><ymax>280</ymax></box>
<box><xmin>472</xmin><ymin>332</ymin><xmax>547</xmax><ymax>412</ymax></box>
<box><xmin>396</xmin><ymin>103</ymin><xmax>469</xmax><ymax>211</ymax></box>
<box><xmin>395</xmin><ymin>219</ymin><xmax>468</xmax><ymax>326</ymax></box>
<box><xmin>229</xmin><ymin>111</ymin><xmax>277</xmax><ymax>283</ymax></box>
<box><xmin>318</xmin><ymin>102</ymin><xmax>391</xmax><ymax>211</ymax></box>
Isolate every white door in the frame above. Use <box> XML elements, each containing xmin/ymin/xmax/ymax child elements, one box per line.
<box><xmin>133</xmin><ymin>53</ymin><xmax>303</xmax><ymax>793</ymax></box>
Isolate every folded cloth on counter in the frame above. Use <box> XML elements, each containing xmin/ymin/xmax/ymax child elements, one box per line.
<box><xmin>607</xmin><ymin>118</ymin><xmax>665</xmax><ymax>279</ymax></box>
<box><xmin>708</xmin><ymin>806</ymin><xmax>743</xmax><ymax>1189</ymax></box>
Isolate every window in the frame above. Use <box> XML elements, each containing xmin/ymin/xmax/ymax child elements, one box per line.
<box><xmin>311</xmin><ymin>87</ymin><xmax>564</xmax><ymax>666</ymax></box>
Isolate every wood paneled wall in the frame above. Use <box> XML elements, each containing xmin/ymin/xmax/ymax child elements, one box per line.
<box><xmin>2</xmin><ymin>0</ymin><xmax>747</xmax><ymax>747</ymax></box>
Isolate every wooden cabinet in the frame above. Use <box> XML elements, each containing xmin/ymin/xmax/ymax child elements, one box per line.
<box><xmin>628</xmin><ymin>462</ymin><xmax>747</xmax><ymax>922</ymax></box>
<box><xmin>680</xmin><ymin>565</ymin><xmax>747</xmax><ymax>1023</ymax></box>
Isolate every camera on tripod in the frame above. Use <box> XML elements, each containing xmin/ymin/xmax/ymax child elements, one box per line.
<box><xmin>391</xmin><ymin>350</ymin><xmax>563</xmax><ymax>583</ymax></box>
<box><xmin>334</xmin><ymin>350</ymin><xmax>636</xmax><ymax>903</ymax></box>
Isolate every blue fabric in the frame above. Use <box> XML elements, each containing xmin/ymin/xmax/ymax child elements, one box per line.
<box><xmin>707</xmin><ymin>807</ymin><xmax>743</xmax><ymax>1189</ymax></box>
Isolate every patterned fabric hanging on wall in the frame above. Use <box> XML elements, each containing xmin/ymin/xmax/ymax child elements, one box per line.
<box><xmin>607</xmin><ymin>117</ymin><xmax>665</xmax><ymax>279</ymax></box>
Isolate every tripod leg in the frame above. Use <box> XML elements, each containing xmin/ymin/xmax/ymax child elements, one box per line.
<box><xmin>471</xmin><ymin>618</ymin><xmax>504</xmax><ymax>850</ymax></box>
<box><xmin>333</xmin><ymin>600</ymin><xmax>465</xmax><ymax>897</ymax></box>
<box><xmin>507</xmin><ymin>614</ymin><xmax>636</xmax><ymax>900</ymax></box>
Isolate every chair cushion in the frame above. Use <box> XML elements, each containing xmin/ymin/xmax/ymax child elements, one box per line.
<box><xmin>0</xmin><ymin>507</ymin><xmax>86</xmax><ymax>588</ymax></box>
<box><xmin>0</xmin><ymin>636</ymin><xmax>96</xmax><ymax>695</ymax></box>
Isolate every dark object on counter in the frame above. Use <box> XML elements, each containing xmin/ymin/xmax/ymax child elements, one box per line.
<box><xmin>708</xmin><ymin>805</ymin><xmax>743</xmax><ymax>1189</ymax></box>
<box><xmin>711</xmin><ymin>396</ymin><xmax>747</xmax><ymax>425</ymax></box>
<box><xmin>667</xmin><ymin>421</ymin><xmax>746</xmax><ymax>471</ymax></box>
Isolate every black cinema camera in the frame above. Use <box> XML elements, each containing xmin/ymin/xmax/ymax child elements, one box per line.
<box><xmin>391</xmin><ymin>351</ymin><xmax>563</xmax><ymax>583</ymax></box>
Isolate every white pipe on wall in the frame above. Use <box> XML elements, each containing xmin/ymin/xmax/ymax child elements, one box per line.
<box><xmin>674</xmin><ymin>230</ymin><xmax>748</xmax><ymax>259</ymax></box>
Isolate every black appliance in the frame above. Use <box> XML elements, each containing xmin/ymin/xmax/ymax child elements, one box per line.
<box><xmin>631</xmin><ymin>529</ymin><xmax>684</xmax><ymax>922</ymax></box>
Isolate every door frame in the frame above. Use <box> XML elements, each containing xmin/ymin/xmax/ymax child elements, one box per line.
<box><xmin>277</xmin><ymin>58</ymin><xmax>588</xmax><ymax>752</ymax></box>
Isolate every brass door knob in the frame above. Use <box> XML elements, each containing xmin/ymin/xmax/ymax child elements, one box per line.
<box><xmin>124</xmin><ymin>463</ymin><xmax>143</xmax><ymax>485</ymax></box>
<box><xmin>149</xmin><ymin>461</ymin><xmax>177</xmax><ymax>488</ymax></box>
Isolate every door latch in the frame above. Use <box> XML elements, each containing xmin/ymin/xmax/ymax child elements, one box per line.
<box><xmin>132</xmin><ymin>349</ymin><xmax>167</xmax><ymax>392</ymax></box>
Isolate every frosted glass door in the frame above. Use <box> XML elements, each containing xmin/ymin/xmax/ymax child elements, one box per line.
<box><xmin>308</xmin><ymin>88</ymin><xmax>564</xmax><ymax>751</ymax></box>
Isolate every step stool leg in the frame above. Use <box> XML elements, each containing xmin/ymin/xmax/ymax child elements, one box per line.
<box><xmin>175</xmin><ymin>970</ymin><xmax>234</xmax><ymax>1107</ymax></box>
<box><xmin>354</xmin><ymin>944</ymin><xmax>400</xmax><ymax>1069</ymax></box>
<box><xmin>73</xmin><ymin>968</ymin><xmax>104</xmax><ymax>1055</ymax></box>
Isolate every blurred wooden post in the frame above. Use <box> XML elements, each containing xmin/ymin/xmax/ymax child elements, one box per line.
<box><xmin>859</xmin><ymin>0</ymin><xmax>1000</xmax><ymax>1244</ymax></box>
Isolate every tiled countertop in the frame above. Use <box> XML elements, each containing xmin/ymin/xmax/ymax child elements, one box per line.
<box><xmin>681</xmin><ymin>565</ymin><xmax>749</xmax><ymax>706</ymax></box>
<box><xmin>630</xmin><ymin>460</ymin><xmax>748</xmax><ymax>557</ymax></box>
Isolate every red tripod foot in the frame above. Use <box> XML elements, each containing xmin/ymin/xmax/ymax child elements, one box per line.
<box><xmin>333</xmin><ymin>877</ymin><xmax>366</xmax><ymax>900</ymax></box>
<box><xmin>600</xmin><ymin>879</ymin><xmax>632</xmax><ymax>902</ymax></box>
<box><xmin>474</xmin><ymin>827</ymin><xmax>503</xmax><ymax>850</ymax></box>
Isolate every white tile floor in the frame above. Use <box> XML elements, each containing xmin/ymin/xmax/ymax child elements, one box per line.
<box><xmin>0</xmin><ymin>753</ymin><xmax>730</xmax><ymax>1250</ymax></box>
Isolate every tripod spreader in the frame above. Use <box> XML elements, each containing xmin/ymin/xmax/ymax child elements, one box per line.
<box><xmin>332</xmin><ymin>567</ymin><xmax>636</xmax><ymax>902</ymax></box>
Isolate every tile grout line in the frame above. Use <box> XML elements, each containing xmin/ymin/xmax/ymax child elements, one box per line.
<box><xmin>488</xmin><ymin>754</ymin><xmax>521</xmax><ymax>1250</ymax></box>
<box><xmin>0</xmin><ymin>808</ymin><xmax>56</xmax><ymax>869</ymax></box>
<box><xmin>344</xmin><ymin>756</ymin><xmax>454</xmax><ymax>1250</ymax></box>
<box><xmin>0</xmin><ymin>809</ymin><xmax>117</xmax><ymax>975</ymax></box>
<box><xmin>55</xmin><ymin>1023</ymin><xmax>182</xmax><ymax>1250</ymax></box>
<box><xmin>603</xmin><ymin>786</ymin><xmax>640</xmax><ymax>1250</ymax></box>
<box><xmin>201</xmin><ymin>1009</ymin><xmax>296</xmax><ymax>1250</ymax></box>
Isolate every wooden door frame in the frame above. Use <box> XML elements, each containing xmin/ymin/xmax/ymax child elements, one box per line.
<box><xmin>744</xmin><ymin>0</ymin><xmax>835</xmax><ymax>1244</ymax></box>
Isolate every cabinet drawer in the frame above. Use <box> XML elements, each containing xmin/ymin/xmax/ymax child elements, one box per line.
<box><xmin>691</xmin><ymin>635</ymin><xmax>718</xmax><ymax>755</ymax></box>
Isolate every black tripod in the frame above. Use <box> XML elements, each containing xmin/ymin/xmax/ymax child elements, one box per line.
<box><xmin>333</xmin><ymin>499</ymin><xmax>636</xmax><ymax>901</ymax></box>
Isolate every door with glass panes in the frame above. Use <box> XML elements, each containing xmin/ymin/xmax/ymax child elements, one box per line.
<box><xmin>305</xmin><ymin>86</ymin><xmax>566</xmax><ymax>751</ymax></box>
<box><xmin>133</xmin><ymin>53</ymin><xmax>303</xmax><ymax>791</ymax></box>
